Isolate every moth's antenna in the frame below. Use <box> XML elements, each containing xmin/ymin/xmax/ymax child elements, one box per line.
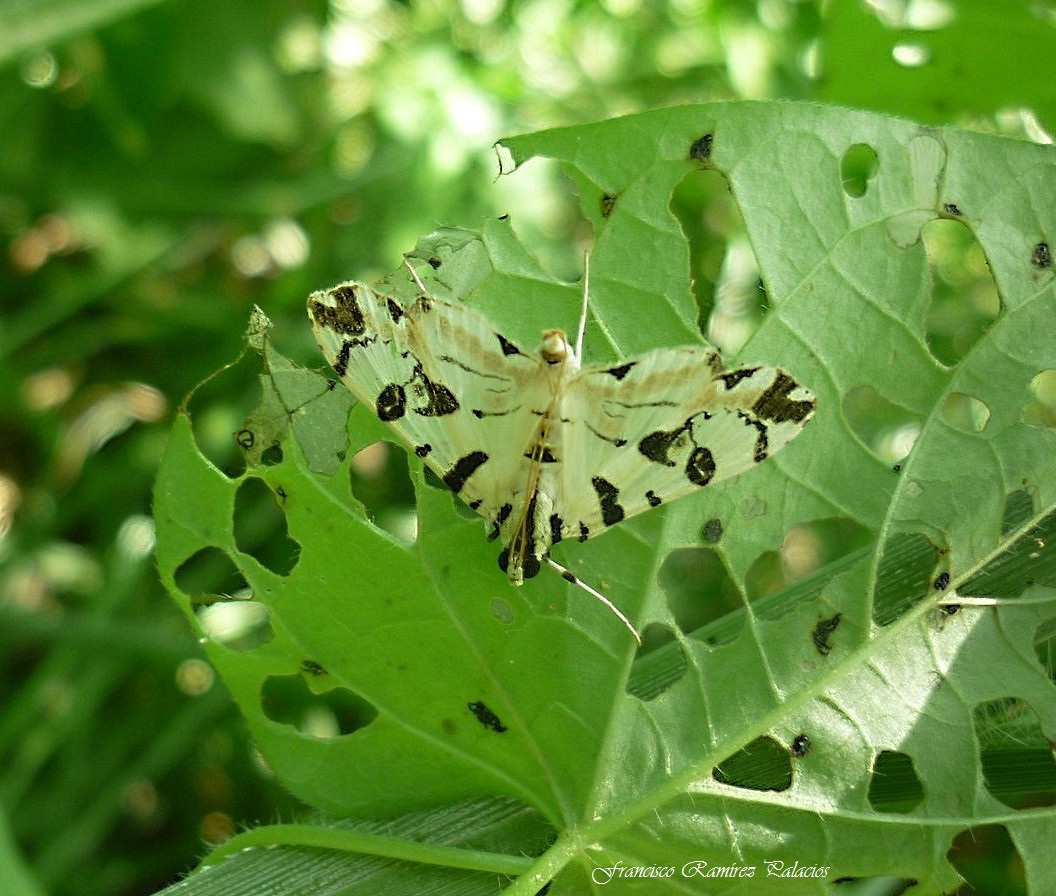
<box><xmin>403</xmin><ymin>257</ymin><xmax>428</xmax><ymax>293</ymax></box>
<box><xmin>574</xmin><ymin>252</ymin><xmax>590</xmax><ymax>365</ymax></box>
<box><xmin>545</xmin><ymin>556</ymin><xmax>642</xmax><ymax>645</ymax></box>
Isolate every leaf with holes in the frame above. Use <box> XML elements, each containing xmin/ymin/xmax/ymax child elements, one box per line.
<box><xmin>154</xmin><ymin>102</ymin><xmax>1056</xmax><ymax>895</ymax></box>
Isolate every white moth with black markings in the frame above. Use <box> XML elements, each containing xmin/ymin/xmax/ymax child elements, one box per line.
<box><xmin>307</xmin><ymin>260</ymin><xmax>816</xmax><ymax>643</ymax></box>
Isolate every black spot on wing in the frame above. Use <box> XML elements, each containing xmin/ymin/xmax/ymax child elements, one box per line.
<box><xmin>752</xmin><ymin>372</ymin><xmax>815</xmax><ymax>424</ymax></box>
<box><xmin>646</xmin><ymin>490</ymin><xmax>662</xmax><ymax>507</ymax></box>
<box><xmin>585</xmin><ymin>422</ymin><xmax>627</xmax><ymax>447</ymax></box>
<box><xmin>686</xmin><ymin>446</ymin><xmax>716</xmax><ymax>486</ymax></box>
<box><xmin>386</xmin><ymin>298</ymin><xmax>404</xmax><ymax>323</ymax></box>
<box><xmin>605</xmin><ymin>362</ymin><xmax>636</xmax><ymax>380</ymax></box>
<box><xmin>310</xmin><ymin>286</ymin><xmax>367</xmax><ymax>337</ymax></box>
<box><xmin>415</xmin><ymin>443</ymin><xmax>432</xmax><ymax>458</ymax></box>
<box><xmin>739</xmin><ymin>413</ymin><xmax>769</xmax><ymax>462</ymax></box>
<box><xmin>412</xmin><ymin>365</ymin><xmax>459</xmax><ymax>417</ymax></box>
<box><xmin>639</xmin><ymin>424</ymin><xmax>687</xmax><ymax>467</ymax></box>
<box><xmin>443</xmin><ymin>451</ymin><xmax>489</xmax><ymax>493</ymax></box>
<box><xmin>717</xmin><ymin>366</ymin><xmax>760</xmax><ymax>389</ymax></box>
<box><xmin>592</xmin><ymin>477</ymin><xmax>625</xmax><ymax>527</ymax></box>
<box><xmin>377</xmin><ymin>383</ymin><xmax>407</xmax><ymax>421</ymax></box>
<box><xmin>496</xmin><ymin>333</ymin><xmax>523</xmax><ymax>356</ymax></box>
<box><xmin>525</xmin><ymin>445</ymin><xmax>559</xmax><ymax>463</ymax></box>
<box><xmin>333</xmin><ymin>341</ymin><xmax>353</xmax><ymax>377</ymax></box>
<box><xmin>549</xmin><ymin>513</ymin><xmax>563</xmax><ymax>545</ymax></box>
<box><xmin>578</xmin><ymin>522</ymin><xmax>589</xmax><ymax>542</ymax></box>
<box><xmin>488</xmin><ymin>502</ymin><xmax>513</xmax><ymax>541</ymax></box>
<box><xmin>640</xmin><ymin>416</ymin><xmax>719</xmax><ymax>488</ymax></box>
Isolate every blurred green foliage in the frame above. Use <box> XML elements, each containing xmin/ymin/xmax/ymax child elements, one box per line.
<box><xmin>0</xmin><ymin>0</ymin><xmax>1052</xmax><ymax>894</ymax></box>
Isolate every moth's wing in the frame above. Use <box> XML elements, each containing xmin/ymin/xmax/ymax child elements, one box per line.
<box><xmin>553</xmin><ymin>347</ymin><xmax>816</xmax><ymax>541</ymax></box>
<box><xmin>307</xmin><ymin>283</ymin><xmax>551</xmax><ymax>527</ymax></box>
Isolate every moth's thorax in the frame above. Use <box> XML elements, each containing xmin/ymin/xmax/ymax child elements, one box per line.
<box><xmin>539</xmin><ymin>329</ymin><xmax>573</xmax><ymax>365</ymax></box>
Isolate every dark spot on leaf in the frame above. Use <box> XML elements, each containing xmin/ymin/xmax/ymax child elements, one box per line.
<box><xmin>467</xmin><ymin>700</ymin><xmax>506</xmax><ymax>733</ymax></box>
<box><xmin>689</xmin><ymin>133</ymin><xmax>713</xmax><ymax>162</ymax></box>
<box><xmin>812</xmin><ymin>612</ymin><xmax>842</xmax><ymax>656</ymax></box>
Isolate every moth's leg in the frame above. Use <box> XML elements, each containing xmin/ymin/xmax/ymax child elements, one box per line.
<box><xmin>543</xmin><ymin>556</ymin><xmax>641</xmax><ymax>645</ymax></box>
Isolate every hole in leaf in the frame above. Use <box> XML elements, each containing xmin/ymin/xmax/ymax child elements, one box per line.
<box><xmin>713</xmin><ymin>736</ymin><xmax>792</xmax><ymax>792</ymax></box>
<box><xmin>948</xmin><ymin>825</ymin><xmax>1025</xmax><ymax>896</ymax></box>
<box><xmin>626</xmin><ymin>625</ymin><xmax>686</xmax><ymax>702</ymax></box>
<box><xmin>892</xmin><ymin>40</ymin><xmax>930</xmax><ymax>67</ymax></box>
<box><xmin>1023</xmin><ymin>369</ymin><xmax>1056</xmax><ymax>429</ymax></box>
<box><xmin>873</xmin><ymin>532</ymin><xmax>942</xmax><ymax>625</ymax></box>
<box><xmin>261</xmin><ymin>674</ymin><xmax>377</xmax><ymax>739</ymax></box>
<box><xmin>658</xmin><ymin>547</ymin><xmax>742</xmax><ymax>644</ymax></box>
<box><xmin>840</xmin><ymin>143</ymin><xmax>878</xmax><ymax>198</ymax></box>
<box><xmin>350</xmin><ymin>442</ymin><xmax>417</xmax><ymax>543</ymax></box>
<box><xmin>673</xmin><ymin>165</ymin><xmax>766</xmax><ymax>354</ymax></box>
<box><xmin>973</xmin><ymin>697</ymin><xmax>1056</xmax><ymax>809</ymax></box>
<box><xmin>186</xmin><ymin>351</ymin><xmax>265</xmax><ymax>479</ymax></box>
<box><xmin>233</xmin><ymin>477</ymin><xmax>299</xmax><ymax>576</ymax></box>
<box><xmin>939</xmin><ymin>392</ymin><xmax>991</xmax><ymax>433</ymax></box>
<box><xmin>867</xmin><ymin>750</ymin><xmax>924</xmax><ymax>814</ymax></box>
<box><xmin>174</xmin><ymin>546</ymin><xmax>246</xmax><ymax>603</ymax></box>
<box><xmin>922</xmin><ymin>218</ymin><xmax>1001</xmax><ymax>366</ymax></box>
<box><xmin>842</xmin><ymin>385</ymin><xmax>922</xmax><ymax>464</ymax></box>
<box><xmin>747</xmin><ymin>517</ymin><xmax>874</xmax><ymax>606</ymax></box>
<box><xmin>197</xmin><ymin>598</ymin><xmax>273</xmax><ymax>651</ymax></box>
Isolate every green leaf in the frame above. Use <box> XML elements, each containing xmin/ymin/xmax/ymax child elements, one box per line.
<box><xmin>818</xmin><ymin>1</ymin><xmax>1056</xmax><ymax>133</ymax></box>
<box><xmin>155</xmin><ymin>102</ymin><xmax>1056</xmax><ymax>893</ymax></box>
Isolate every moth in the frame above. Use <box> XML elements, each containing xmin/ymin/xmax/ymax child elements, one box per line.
<box><xmin>307</xmin><ymin>259</ymin><xmax>816</xmax><ymax>641</ymax></box>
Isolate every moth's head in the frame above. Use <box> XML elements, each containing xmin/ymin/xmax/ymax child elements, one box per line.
<box><xmin>539</xmin><ymin>329</ymin><xmax>572</xmax><ymax>365</ymax></box>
